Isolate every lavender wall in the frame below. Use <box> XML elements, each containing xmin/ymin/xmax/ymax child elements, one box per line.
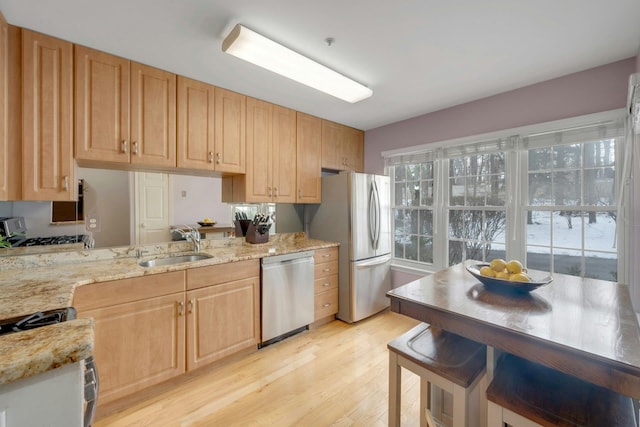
<box><xmin>365</xmin><ymin>57</ymin><xmax>636</xmax><ymax>174</ymax></box>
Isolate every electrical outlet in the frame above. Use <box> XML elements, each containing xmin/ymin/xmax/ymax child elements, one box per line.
<box><xmin>181</xmin><ymin>190</ymin><xmax>187</xmax><ymax>197</ymax></box>
<box><xmin>85</xmin><ymin>212</ymin><xmax>101</xmax><ymax>232</ymax></box>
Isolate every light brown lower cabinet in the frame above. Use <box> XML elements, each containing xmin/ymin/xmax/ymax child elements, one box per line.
<box><xmin>313</xmin><ymin>247</ymin><xmax>339</xmax><ymax>321</ymax></box>
<box><xmin>185</xmin><ymin>259</ymin><xmax>261</xmax><ymax>370</ymax></box>
<box><xmin>73</xmin><ymin>259</ymin><xmax>260</xmax><ymax>405</ymax></box>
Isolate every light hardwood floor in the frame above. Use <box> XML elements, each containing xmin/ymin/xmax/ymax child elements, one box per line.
<box><xmin>95</xmin><ymin>310</ymin><xmax>422</xmax><ymax>427</ymax></box>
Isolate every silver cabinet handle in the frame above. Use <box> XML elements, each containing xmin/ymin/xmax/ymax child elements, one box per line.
<box><xmin>274</xmin><ymin>187</ymin><xmax>279</xmax><ymax>197</ymax></box>
<box><xmin>216</xmin><ymin>152</ymin><xmax>221</xmax><ymax>164</ymax></box>
<box><xmin>323</xmin><ymin>267</ymin><xmax>331</xmax><ymax>272</ymax></box>
<box><xmin>268</xmin><ymin>186</ymin><xmax>272</xmax><ymax>197</ymax></box>
<box><xmin>132</xmin><ymin>141</ymin><xmax>138</xmax><ymax>155</ymax></box>
<box><xmin>62</xmin><ymin>176</ymin><xmax>69</xmax><ymax>192</ymax></box>
<box><xmin>188</xmin><ymin>299</ymin><xmax>194</xmax><ymax>314</ymax></box>
<box><xmin>323</xmin><ymin>303</ymin><xmax>331</xmax><ymax>308</ymax></box>
<box><xmin>178</xmin><ymin>301</ymin><xmax>184</xmax><ymax>316</ymax></box>
<box><xmin>322</xmin><ymin>282</ymin><xmax>331</xmax><ymax>287</ymax></box>
<box><xmin>322</xmin><ymin>253</ymin><xmax>331</xmax><ymax>258</ymax></box>
<box><xmin>208</xmin><ymin>151</ymin><xmax>214</xmax><ymax>163</ymax></box>
<box><xmin>122</xmin><ymin>140</ymin><xmax>128</xmax><ymax>154</ymax></box>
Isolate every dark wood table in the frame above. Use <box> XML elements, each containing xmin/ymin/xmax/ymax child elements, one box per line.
<box><xmin>387</xmin><ymin>261</ymin><xmax>640</xmax><ymax>400</ymax></box>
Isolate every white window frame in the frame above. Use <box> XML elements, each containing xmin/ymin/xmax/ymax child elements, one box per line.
<box><xmin>384</xmin><ymin>109</ymin><xmax>630</xmax><ymax>284</ymax></box>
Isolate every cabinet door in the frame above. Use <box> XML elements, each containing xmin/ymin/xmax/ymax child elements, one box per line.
<box><xmin>296</xmin><ymin>112</ymin><xmax>322</xmax><ymax>203</ymax></box>
<box><xmin>214</xmin><ymin>87</ymin><xmax>245</xmax><ymax>174</ymax></box>
<box><xmin>186</xmin><ymin>276</ymin><xmax>260</xmax><ymax>370</ymax></box>
<box><xmin>177</xmin><ymin>76</ymin><xmax>215</xmax><ymax>170</ymax></box>
<box><xmin>343</xmin><ymin>126</ymin><xmax>364</xmax><ymax>172</ymax></box>
<box><xmin>78</xmin><ymin>293</ymin><xmax>186</xmax><ymax>405</ymax></box>
<box><xmin>131</xmin><ymin>62</ymin><xmax>176</xmax><ymax>168</ymax></box>
<box><xmin>272</xmin><ymin>105</ymin><xmax>297</xmax><ymax>203</ymax></box>
<box><xmin>245</xmin><ymin>97</ymin><xmax>272</xmax><ymax>202</ymax></box>
<box><xmin>321</xmin><ymin>119</ymin><xmax>344</xmax><ymax>171</ymax></box>
<box><xmin>75</xmin><ymin>46</ymin><xmax>130</xmax><ymax>164</ymax></box>
<box><xmin>22</xmin><ymin>30</ymin><xmax>74</xmax><ymax>201</ymax></box>
<box><xmin>0</xmin><ymin>19</ymin><xmax>20</xmax><ymax>200</ymax></box>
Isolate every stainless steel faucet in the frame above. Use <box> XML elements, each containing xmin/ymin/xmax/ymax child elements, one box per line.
<box><xmin>172</xmin><ymin>225</ymin><xmax>201</xmax><ymax>253</ymax></box>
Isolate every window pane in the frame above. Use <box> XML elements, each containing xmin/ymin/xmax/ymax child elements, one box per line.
<box><xmin>553</xmin><ymin>144</ymin><xmax>581</xmax><ymax>168</ymax></box>
<box><xmin>465</xmin><ymin>241</ymin><xmax>484</xmax><ymax>262</ymax></box>
<box><xmin>420</xmin><ymin>180</ymin><xmax>434</xmax><ymax>206</ymax></box>
<box><xmin>553</xmin><ymin>211</ymin><xmax>581</xmax><ymax>247</ymax></box>
<box><xmin>584</xmin><ymin>213</ymin><xmax>616</xmax><ymax>251</ymax></box>
<box><xmin>527</xmin><ymin>211</ymin><xmax>551</xmax><ymax>246</ymax></box>
<box><xmin>405</xmin><ymin>235</ymin><xmax>418</xmax><ymax>261</ymax></box>
<box><xmin>529</xmin><ymin>173</ymin><xmax>551</xmax><ymax>205</ymax></box>
<box><xmin>485</xmin><ymin>211</ymin><xmax>506</xmax><ymax>243</ymax></box>
<box><xmin>466</xmin><ymin>177</ymin><xmax>484</xmax><ymax>206</ymax></box>
<box><xmin>395</xmin><ymin>183</ymin><xmax>407</xmax><ymax>206</ymax></box>
<box><xmin>486</xmin><ymin>174</ymin><xmax>506</xmax><ymax>206</ymax></box>
<box><xmin>449</xmin><ymin>210</ymin><xmax>464</xmax><ymax>239</ymax></box>
<box><xmin>394</xmin><ymin>165</ymin><xmax>406</xmax><ymax>182</ymax></box>
<box><xmin>421</xmin><ymin>162</ymin><xmax>434</xmax><ymax>179</ymax></box>
<box><xmin>527</xmin><ymin>250</ymin><xmax>551</xmax><ymax>272</ymax></box>
<box><xmin>554</xmin><ymin>249</ymin><xmax>583</xmax><ymax>276</ymax></box>
<box><xmin>584</xmin><ymin>251</ymin><xmax>617</xmax><ymax>281</ymax></box>
<box><xmin>450</xmin><ymin>178</ymin><xmax>464</xmax><ymax>206</ymax></box>
<box><xmin>449</xmin><ymin>241</ymin><xmax>463</xmax><ymax>266</ymax></box>
<box><xmin>419</xmin><ymin>237</ymin><xmax>433</xmax><ymax>263</ymax></box>
<box><xmin>407</xmin><ymin>164</ymin><xmax>420</xmax><ymax>181</ymax></box>
<box><xmin>584</xmin><ymin>167</ymin><xmax>615</xmax><ymax>206</ymax></box>
<box><xmin>529</xmin><ymin>147</ymin><xmax>553</xmax><ymax>171</ymax></box>
<box><xmin>584</xmin><ymin>140</ymin><xmax>615</xmax><ymax>167</ymax></box>
<box><xmin>419</xmin><ymin>210</ymin><xmax>433</xmax><ymax>235</ymax></box>
<box><xmin>552</xmin><ymin>171</ymin><xmax>581</xmax><ymax>205</ymax></box>
<box><xmin>486</xmin><ymin>243</ymin><xmax>506</xmax><ymax>262</ymax></box>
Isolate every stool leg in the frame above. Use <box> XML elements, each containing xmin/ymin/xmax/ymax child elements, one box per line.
<box><xmin>389</xmin><ymin>351</ymin><xmax>401</xmax><ymax>427</ymax></box>
<box><xmin>452</xmin><ymin>384</ymin><xmax>467</xmax><ymax>427</ymax></box>
<box><xmin>419</xmin><ymin>379</ymin><xmax>429</xmax><ymax>427</ymax></box>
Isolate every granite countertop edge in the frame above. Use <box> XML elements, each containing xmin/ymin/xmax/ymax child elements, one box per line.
<box><xmin>0</xmin><ymin>233</ymin><xmax>338</xmax><ymax>386</ymax></box>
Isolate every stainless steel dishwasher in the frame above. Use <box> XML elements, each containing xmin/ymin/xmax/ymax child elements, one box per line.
<box><xmin>261</xmin><ymin>250</ymin><xmax>315</xmax><ymax>346</ymax></box>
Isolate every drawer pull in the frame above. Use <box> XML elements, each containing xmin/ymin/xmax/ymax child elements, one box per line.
<box><xmin>323</xmin><ymin>282</ymin><xmax>330</xmax><ymax>287</ymax></box>
<box><xmin>322</xmin><ymin>253</ymin><xmax>331</xmax><ymax>258</ymax></box>
<box><xmin>177</xmin><ymin>301</ymin><xmax>184</xmax><ymax>316</ymax></box>
<box><xmin>323</xmin><ymin>268</ymin><xmax>331</xmax><ymax>272</ymax></box>
<box><xmin>323</xmin><ymin>303</ymin><xmax>331</xmax><ymax>308</ymax></box>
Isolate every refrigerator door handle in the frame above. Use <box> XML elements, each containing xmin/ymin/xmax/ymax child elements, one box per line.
<box><xmin>368</xmin><ymin>181</ymin><xmax>377</xmax><ymax>249</ymax></box>
<box><xmin>355</xmin><ymin>255</ymin><xmax>391</xmax><ymax>268</ymax></box>
<box><xmin>372</xmin><ymin>179</ymin><xmax>381</xmax><ymax>250</ymax></box>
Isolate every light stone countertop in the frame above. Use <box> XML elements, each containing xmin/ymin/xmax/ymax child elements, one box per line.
<box><xmin>0</xmin><ymin>233</ymin><xmax>338</xmax><ymax>385</ymax></box>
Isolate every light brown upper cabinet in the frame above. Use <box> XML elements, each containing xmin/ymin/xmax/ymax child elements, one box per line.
<box><xmin>75</xmin><ymin>46</ymin><xmax>176</xmax><ymax>169</ymax></box>
<box><xmin>223</xmin><ymin>99</ymin><xmax>296</xmax><ymax>203</ymax></box>
<box><xmin>296</xmin><ymin>112</ymin><xmax>322</xmax><ymax>203</ymax></box>
<box><xmin>176</xmin><ymin>76</ymin><xmax>215</xmax><ymax>171</ymax></box>
<box><xmin>22</xmin><ymin>29</ymin><xmax>75</xmax><ymax>201</ymax></box>
<box><xmin>271</xmin><ymin>104</ymin><xmax>297</xmax><ymax>202</ymax></box>
<box><xmin>214</xmin><ymin>87</ymin><xmax>245</xmax><ymax>174</ymax></box>
<box><xmin>0</xmin><ymin>18</ymin><xmax>21</xmax><ymax>201</ymax></box>
<box><xmin>321</xmin><ymin>119</ymin><xmax>364</xmax><ymax>172</ymax></box>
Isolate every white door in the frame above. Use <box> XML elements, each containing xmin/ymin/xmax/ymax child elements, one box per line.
<box><xmin>134</xmin><ymin>172</ymin><xmax>172</xmax><ymax>244</ymax></box>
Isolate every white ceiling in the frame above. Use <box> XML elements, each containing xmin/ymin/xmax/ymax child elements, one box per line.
<box><xmin>1</xmin><ymin>0</ymin><xmax>639</xmax><ymax>131</ymax></box>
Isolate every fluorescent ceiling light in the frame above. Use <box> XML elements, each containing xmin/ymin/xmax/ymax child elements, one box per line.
<box><xmin>222</xmin><ymin>24</ymin><xmax>373</xmax><ymax>103</ymax></box>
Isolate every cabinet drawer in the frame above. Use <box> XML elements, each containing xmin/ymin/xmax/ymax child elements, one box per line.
<box><xmin>187</xmin><ymin>259</ymin><xmax>260</xmax><ymax>290</ymax></box>
<box><xmin>314</xmin><ymin>247</ymin><xmax>338</xmax><ymax>264</ymax></box>
<box><xmin>73</xmin><ymin>270</ymin><xmax>185</xmax><ymax>311</ymax></box>
<box><xmin>315</xmin><ymin>288</ymin><xmax>338</xmax><ymax>320</ymax></box>
<box><xmin>314</xmin><ymin>260</ymin><xmax>338</xmax><ymax>279</ymax></box>
<box><xmin>314</xmin><ymin>274</ymin><xmax>338</xmax><ymax>294</ymax></box>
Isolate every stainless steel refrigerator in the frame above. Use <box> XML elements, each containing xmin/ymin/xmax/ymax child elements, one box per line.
<box><xmin>308</xmin><ymin>172</ymin><xmax>391</xmax><ymax>323</ymax></box>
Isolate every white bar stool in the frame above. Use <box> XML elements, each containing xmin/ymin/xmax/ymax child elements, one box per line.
<box><xmin>388</xmin><ymin>323</ymin><xmax>487</xmax><ymax>427</ymax></box>
<box><xmin>486</xmin><ymin>353</ymin><xmax>637</xmax><ymax>427</ymax></box>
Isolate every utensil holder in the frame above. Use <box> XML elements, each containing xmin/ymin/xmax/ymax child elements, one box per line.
<box><xmin>235</xmin><ymin>220</ymin><xmax>251</xmax><ymax>237</ymax></box>
<box><xmin>245</xmin><ymin>223</ymin><xmax>269</xmax><ymax>244</ymax></box>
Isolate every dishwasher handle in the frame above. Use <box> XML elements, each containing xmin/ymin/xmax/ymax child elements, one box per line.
<box><xmin>262</xmin><ymin>257</ymin><xmax>313</xmax><ymax>268</ymax></box>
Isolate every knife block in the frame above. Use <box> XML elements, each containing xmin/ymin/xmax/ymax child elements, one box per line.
<box><xmin>234</xmin><ymin>220</ymin><xmax>251</xmax><ymax>237</ymax></box>
<box><xmin>245</xmin><ymin>223</ymin><xmax>269</xmax><ymax>244</ymax></box>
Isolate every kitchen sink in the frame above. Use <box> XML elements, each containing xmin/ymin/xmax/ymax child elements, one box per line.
<box><xmin>138</xmin><ymin>253</ymin><xmax>212</xmax><ymax>267</ymax></box>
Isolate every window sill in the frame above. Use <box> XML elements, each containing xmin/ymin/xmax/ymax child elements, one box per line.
<box><xmin>391</xmin><ymin>262</ymin><xmax>436</xmax><ymax>276</ymax></box>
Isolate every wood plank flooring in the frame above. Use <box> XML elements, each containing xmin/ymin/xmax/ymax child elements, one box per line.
<box><xmin>94</xmin><ymin>310</ymin><xmax>422</xmax><ymax>427</ymax></box>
